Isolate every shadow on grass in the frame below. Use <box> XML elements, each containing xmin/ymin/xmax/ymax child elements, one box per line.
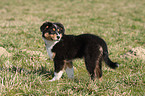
<box><xmin>8</xmin><ymin>65</ymin><xmax>54</xmax><ymax>78</ymax></box>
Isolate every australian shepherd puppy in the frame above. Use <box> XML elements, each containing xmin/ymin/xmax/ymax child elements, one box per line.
<box><xmin>40</xmin><ymin>22</ymin><xmax>119</xmax><ymax>81</ymax></box>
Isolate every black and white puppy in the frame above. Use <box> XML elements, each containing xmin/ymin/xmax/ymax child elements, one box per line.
<box><xmin>40</xmin><ymin>22</ymin><xmax>119</xmax><ymax>81</ymax></box>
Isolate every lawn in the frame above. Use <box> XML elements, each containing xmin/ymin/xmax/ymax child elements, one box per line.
<box><xmin>0</xmin><ymin>0</ymin><xmax>145</xmax><ymax>95</ymax></box>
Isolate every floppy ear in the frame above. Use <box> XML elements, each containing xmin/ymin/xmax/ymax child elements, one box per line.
<box><xmin>54</xmin><ymin>23</ymin><xmax>65</xmax><ymax>34</ymax></box>
<box><xmin>40</xmin><ymin>22</ymin><xmax>53</xmax><ymax>32</ymax></box>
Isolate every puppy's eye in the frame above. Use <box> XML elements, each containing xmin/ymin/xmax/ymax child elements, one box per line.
<box><xmin>57</xmin><ymin>29</ymin><xmax>59</xmax><ymax>32</ymax></box>
<box><xmin>53</xmin><ymin>28</ymin><xmax>55</xmax><ymax>31</ymax></box>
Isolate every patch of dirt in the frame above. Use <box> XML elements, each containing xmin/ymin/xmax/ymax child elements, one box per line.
<box><xmin>0</xmin><ymin>47</ymin><xmax>11</xmax><ymax>57</ymax></box>
<box><xmin>123</xmin><ymin>47</ymin><xmax>145</xmax><ymax>60</ymax></box>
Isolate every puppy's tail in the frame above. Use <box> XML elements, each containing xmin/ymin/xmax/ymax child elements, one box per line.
<box><xmin>103</xmin><ymin>52</ymin><xmax>119</xmax><ymax>69</ymax></box>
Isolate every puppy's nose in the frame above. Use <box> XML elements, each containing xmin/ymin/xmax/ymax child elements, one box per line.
<box><xmin>57</xmin><ymin>36</ymin><xmax>60</xmax><ymax>39</ymax></box>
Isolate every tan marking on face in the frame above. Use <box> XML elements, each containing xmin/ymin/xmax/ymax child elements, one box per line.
<box><xmin>60</xmin><ymin>33</ymin><xmax>62</xmax><ymax>38</ymax></box>
<box><xmin>44</xmin><ymin>33</ymin><xmax>62</xmax><ymax>41</ymax></box>
<box><xmin>44</xmin><ymin>33</ymin><xmax>51</xmax><ymax>40</ymax></box>
<box><xmin>50</xmin><ymin>34</ymin><xmax>57</xmax><ymax>40</ymax></box>
<box><xmin>60</xmin><ymin>34</ymin><xmax>62</xmax><ymax>37</ymax></box>
<box><xmin>57</xmin><ymin>29</ymin><xmax>60</xmax><ymax>32</ymax></box>
<box><xmin>46</xmin><ymin>26</ymin><xmax>49</xmax><ymax>28</ymax></box>
<box><xmin>44</xmin><ymin>33</ymin><xmax>57</xmax><ymax>40</ymax></box>
<box><xmin>53</xmin><ymin>28</ymin><xmax>55</xmax><ymax>31</ymax></box>
<box><xmin>44</xmin><ymin>33</ymin><xmax>49</xmax><ymax>37</ymax></box>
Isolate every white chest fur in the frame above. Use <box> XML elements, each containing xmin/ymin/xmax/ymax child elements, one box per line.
<box><xmin>43</xmin><ymin>37</ymin><xmax>59</xmax><ymax>60</ymax></box>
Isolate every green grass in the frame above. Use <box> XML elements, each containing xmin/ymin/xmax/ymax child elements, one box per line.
<box><xmin>0</xmin><ymin>0</ymin><xmax>145</xmax><ymax>95</ymax></box>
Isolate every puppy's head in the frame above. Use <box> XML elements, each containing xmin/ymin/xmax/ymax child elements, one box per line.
<box><xmin>40</xmin><ymin>22</ymin><xmax>65</xmax><ymax>41</ymax></box>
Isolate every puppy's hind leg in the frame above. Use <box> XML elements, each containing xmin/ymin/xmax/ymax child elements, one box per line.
<box><xmin>85</xmin><ymin>59</ymin><xmax>102</xmax><ymax>81</ymax></box>
<box><xmin>84</xmin><ymin>46</ymin><xmax>103</xmax><ymax>80</ymax></box>
<box><xmin>95</xmin><ymin>59</ymin><xmax>103</xmax><ymax>81</ymax></box>
<box><xmin>65</xmin><ymin>61</ymin><xmax>74</xmax><ymax>79</ymax></box>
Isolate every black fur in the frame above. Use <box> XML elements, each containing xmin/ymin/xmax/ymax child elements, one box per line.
<box><xmin>40</xmin><ymin>22</ymin><xmax>119</xmax><ymax>80</ymax></box>
<box><xmin>52</xmin><ymin>34</ymin><xmax>118</xmax><ymax>79</ymax></box>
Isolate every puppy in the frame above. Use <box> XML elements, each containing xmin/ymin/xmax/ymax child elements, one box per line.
<box><xmin>40</xmin><ymin>22</ymin><xmax>119</xmax><ymax>81</ymax></box>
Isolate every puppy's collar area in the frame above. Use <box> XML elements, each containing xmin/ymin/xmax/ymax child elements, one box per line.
<box><xmin>43</xmin><ymin>37</ymin><xmax>59</xmax><ymax>60</ymax></box>
<box><xmin>43</xmin><ymin>37</ymin><xmax>59</xmax><ymax>46</ymax></box>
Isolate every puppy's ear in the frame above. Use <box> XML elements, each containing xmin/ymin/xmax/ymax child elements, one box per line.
<box><xmin>54</xmin><ymin>23</ymin><xmax>65</xmax><ymax>34</ymax></box>
<box><xmin>40</xmin><ymin>22</ymin><xmax>53</xmax><ymax>32</ymax></box>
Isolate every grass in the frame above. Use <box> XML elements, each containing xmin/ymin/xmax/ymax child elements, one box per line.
<box><xmin>0</xmin><ymin>0</ymin><xmax>145</xmax><ymax>95</ymax></box>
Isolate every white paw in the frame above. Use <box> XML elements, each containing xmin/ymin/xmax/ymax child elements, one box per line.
<box><xmin>49</xmin><ymin>78</ymin><xmax>57</xmax><ymax>82</ymax></box>
<box><xmin>49</xmin><ymin>71</ymin><xmax>63</xmax><ymax>82</ymax></box>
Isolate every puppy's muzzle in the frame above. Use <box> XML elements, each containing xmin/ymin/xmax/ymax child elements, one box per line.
<box><xmin>57</xmin><ymin>35</ymin><xmax>60</xmax><ymax>39</ymax></box>
<box><xmin>55</xmin><ymin>31</ymin><xmax>61</xmax><ymax>40</ymax></box>
<box><xmin>44</xmin><ymin>32</ymin><xmax>61</xmax><ymax>41</ymax></box>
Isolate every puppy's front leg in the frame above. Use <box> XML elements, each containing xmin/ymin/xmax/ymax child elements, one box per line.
<box><xmin>49</xmin><ymin>71</ymin><xmax>63</xmax><ymax>82</ymax></box>
<box><xmin>49</xmin><ymin>60</ymin><xmax>64</xmax><ymax>82</ymax></box>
